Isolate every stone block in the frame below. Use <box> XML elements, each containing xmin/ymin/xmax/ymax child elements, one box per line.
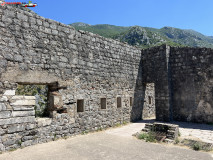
<box><xmin>8</xmin><ymin>124</ymin><xmax>26</xmax><ymax>133</ymax></box>
<box><xmin>14</xmin><ymin>55</ymin><xmax>23</xmax><ymax>62</ymax></box>
<box><xmin>12</xmin><ymin>111</ymin><xmax>35</xmax><ymax>117</ymax></box>
<box><xmin>37</xmin><ymin>118</ymin><xmax>52</xmax><ymax>127</ymax></box>
<box><xmin>11</xmin><ymin>100</ymin><xmax>35</xmax><ymax>106</ymax></box>
<box><xmin>0</xmin><ymin>116</ymin><xmax>35</xmax><ymax>125</ymax></box>
<box><xmin>2</xmin><ymin>16</ymin><xmax>12</xmax><ymax>24</ymax></box>
<box><xmin>12</xmin><ymin>106</ymin><xmax>34</xmax><ymax>111</ymax></box>
<box><xmin>0</xmin><ymin>103</ymin><xmax>6</xmax><ymax>111</ymax></box>
<box><xmin>10</xmin><ymin>96</ymin><xmax>36</xmax><ymax>106</ymax></box>
<box><xmin>0</xmin><ymin>111</ymin><xmax>11</xmax><ymax>119</ymax></box>
<box><xmin>0</xmin><ymin>128</ymin><xmax>4</xmax><ymax>135</ymax></box>
<box><xmin>3</xmin><ymin>90</ymin><xmax>15</xmax><ymax>96</ymax></box>
<box><xmin>26</xmin><ymin>124</ymin><xmax>36</xmax><ymax>130</ymax></box>
<box><xmin>17</xmin><ymin>13</ymin><xmax>28</xmax><ymax>22</ymax></box>
<box><xmin>4</xmin><ymin>10</ymin><xmax>15</xmax><ymax>18</ymax></box>
<box><xmin>11</xmin><ymin>96</ymin><xmax>36</xmax><ymax>100</ymax></box>
<box><xmin>0</xmin><ymin>144</ymin><xmax>5</xmax><ymax>152</ymax></box>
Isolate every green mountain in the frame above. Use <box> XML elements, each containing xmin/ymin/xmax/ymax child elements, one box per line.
<box><xmin>71</xmin><ymin>23</ymin><xmax>129</xmax><ymax>38</ymax></box>
<box><xmin>155</xmin><ymin>27</ymin><xmax>213</xmax><ymax>48</ymax></box>
<box><xmin>70</xmin><ymin>23</ymin><xmax>213</xmax><ymax>49</ymax></box>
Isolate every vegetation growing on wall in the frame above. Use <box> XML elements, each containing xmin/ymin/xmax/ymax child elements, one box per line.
<box><xmin>16</xmin><ymin>85</ymin><xmax>48</xmax><ymax>117</ymax></box>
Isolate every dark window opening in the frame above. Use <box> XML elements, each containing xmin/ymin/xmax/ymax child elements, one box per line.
<box><xmin>130</xmin><ymin>97</ymin><xmax>133</xmax><ymax>106</ymax></box>
<box><xmin>101</xmin><ymin>98</ymin><xmax>107</xmax><ymax>109</ymax></box>
<box><xmin>117</xmin><ymin>97</ymin><xmax>122</xmax><ymax>108</ymax></box>
<box><xmin>148</xmin><ymin>96</ymin><xmax>152</xmax><ymax>105</ymax></box>
<box><xmin>77</xmin><ymin>99</ymin><xmax>84</xmax><ymax>112</ymax></box>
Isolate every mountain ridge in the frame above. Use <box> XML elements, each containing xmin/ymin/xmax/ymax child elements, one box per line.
<box><xmin>70</xmin><ymin>23</ymin><xmax>213</xmax><ymax>49</ymax></box>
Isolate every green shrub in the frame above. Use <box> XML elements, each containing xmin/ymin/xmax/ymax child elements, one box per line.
<box><xmin>193</xmin><ymin>142</ymin><xmax>202</xmax><ymax>151</ymax></box>
<box><xmin>16</xmin><ymin>84</ymin><xmax>48</xmax><ymax>117</ymax></box>
<box><xmin>138</xmin><ymin>133</ymin><xmax>149</xmax><ymax>140</ymax></box>
<box><xmin>138</xmin><ymin>132</ymin><xmax>156</xmax><ymax>143</ymax></box>
<box><xmin>18</xmin><ymin>140</ymin><xmax>22</xmax><ymax>146</ymax></box>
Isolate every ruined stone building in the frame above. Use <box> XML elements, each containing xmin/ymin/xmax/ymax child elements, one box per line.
<box><xmin>0</xmin><ymin>6</ymin><xmax>212</xmax><ymax>151</ymax></box>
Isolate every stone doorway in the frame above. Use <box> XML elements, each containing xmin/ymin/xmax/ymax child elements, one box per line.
<box><xmin>142</xmin><ymin>83</ymin><xmax>156</xmax><ymax>120</ymax></box>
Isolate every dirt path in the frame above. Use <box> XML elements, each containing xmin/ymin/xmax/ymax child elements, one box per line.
<box><xmin>0</xmin><ymin>121</ymin><xmax>212</xmax><ymax>160</ymax></box>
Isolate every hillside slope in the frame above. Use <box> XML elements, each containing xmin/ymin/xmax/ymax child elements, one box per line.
<box><xmin>70</xmin><ymin>23</ymin><xmax>213</xmax><ymax>48</ymax></box>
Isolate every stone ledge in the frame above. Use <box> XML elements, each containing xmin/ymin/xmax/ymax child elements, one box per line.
<box><xmin>12</xmin><ymin>110</ymin><xmax>35</xmax><ymax>117</ymax></box>
<box><xmin>0</xmin><ymin>116</ymin><xmax>35</xmax><ymax>125</ymax></box>
<box><xmin>11</xmin><ymin>96</ymin><xmax>36</xmax><ymax>100</ymax></box>
<box><xmin>142</xmin><ymin>122</ymin><xmax>179</xmax><ymax>143</ymax></box>
<box><xmin>12</xmin><ymin>105</ymin><xmax>34</xmax><ymax>111</ymax></box>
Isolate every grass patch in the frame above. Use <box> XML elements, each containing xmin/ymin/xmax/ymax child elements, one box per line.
<box><xmin>137</xmin><ymin>132</ymin><xmax>157</xmax><ymax>143</ymax></box>
<box><xmin>192</xmin><ymin>142</ymin><xmax>202</xmax><ymax>151</ymax></box>
<box><xmin>96</xmin><ymin>127</ymin><xmax>103</xmax><ymax>132</ymax></box>
<box><xmin>81</xmin><ymin>130</ymin><xmax>89</xmax><ymax>135</ymax></box>
<box><xmin>115</xmin><ymin>123</ymin><xmax>122</xmax><ymax>127</ymax></box>
<box><xmin>9</xmin><ymin>148</ymin><xmax>17</xmax><ymax>152</ymax></box>
<box><xmin>174</xmin><ymin>138</ymin><xmax>180</xmax><ymax>144</ymax></box>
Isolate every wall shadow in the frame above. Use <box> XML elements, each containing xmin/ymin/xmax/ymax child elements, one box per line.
<box><xmin>130</xmin><ymin>52</ymin><xmax>146</xmax><ymax>122</ymax></box>
<box><xmin>170</xmin><ymin>121</ymin><xmax>213</xmax><ymax>131</ymax></box>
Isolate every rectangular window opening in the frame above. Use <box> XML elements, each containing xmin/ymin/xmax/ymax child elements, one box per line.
<box><xmin>77</xmin><ymin>99</ymin><xmax>84</xmax><ymax>112</ymax></box>
<box><xmin>101</xmin><ymin>98</ymin><xmax>107</xmax><ymax>109</ymax></box>
<box><xmin>117</xmin><ymin>97</ymin><xmax>122</xmax><ymax>108</ymax></box>
<box><xmin>130</xmin><ymin>97</ymin><xmax>133</xmax><ymax>106</ymax></box>
<box><xmin>148</xmin><ymin>96</ymin><xmax>152</xmax><ymax>105</ymax></box>
<box><xmin>16</xmin><ymin>84</ymin><xmax>49</xmax><ymax>117</ymax></box>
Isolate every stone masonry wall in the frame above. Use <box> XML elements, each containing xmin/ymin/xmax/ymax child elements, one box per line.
<box><xmin>142</xmin><ymin>45</ymin><xmax>172</xmax><ymax>121</ymax></box>
<box><xmin>142</xmin><ymin>83</ymin><xmax>156</xmax><ymax>119</ymax></box>
<box><xmin>0</xmin><ymin>5</ymin><xmax>142</xmax><ymax>151</ymax></box>
<box><xmin>170</xmin><ymin>47</ymin><xmax>213</xmax><ymax>123</ymax></box>
<box><xmin>0</xmin><ymin>4</ymin><xmax>213</xmax><ymax>152</ymax></box>
<box><xmin>142</xmin><ymin>45</ymin><xmax>213</xmax><ymax>123</ymax></box>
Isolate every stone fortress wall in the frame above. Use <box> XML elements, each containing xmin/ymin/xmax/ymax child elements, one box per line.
<box><xmin>0</xmin><ymin>5</ymin><xmax>142</xmax><ymax>151</ymax></box>
<box><xmin>0</xmin><ymin>6</ymin><xmax>212</xmax><ymax>152</ymax></box>
<box><xmin>170</xmin><ymin>47</ymin><xmax>213</xmax><ymax>123</ymax></box>
<box><xmin>142</xmin><ymin>46</ymin><xmax>213</xmax><ymax>123</ymax></box>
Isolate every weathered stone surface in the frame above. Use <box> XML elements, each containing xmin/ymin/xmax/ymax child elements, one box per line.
<box><xmin>12</xmin><ymin>111</ymin><xmax>35</xmax><ymax>117</ymax></box>
<box><xmin>3</xmin><ymin>90</ymin><xmax>15</xmax><ymax>96</ymax></box>
<box><xmin>0</xmin><ymin>103</ymin><xmax>6</xmax><ymax>111</ymax></box>
<box><xmin>0</xmin><ymin>96</ymin><xmax>8</xmax><ymax>102</ymax></box>
<box><xmin>0</xmin><ymin>5</ymin><xmax>212</xmax><ymax>152</ymax></box>
<box><xmin>0</xmin><ymin>111</ymin><xmax>11</xmax><ymax>119</ymax></box>
<box><xmin>37</xmin><ymin>118</ymin><xmax>52</xmax><ymax>127</ymax></box>
<box><xmin>11</xmin><ymin>100</ymin><xmax>36</xmax><ymax>106</ymax></box>
<box><xmin>11</xmin><ymin>96</ymin><xmax>36</xmax><ymax>100</ymax></box>
<box><xmin>0</xmin><ymin>116</ymin><xmax>35</xmax><ymax>125</ymax></box>
<box><xmin>12</xmin><ymin>106</ymin><xmax>34</xmax><ymax>111</ymax></box>
<box><xmin>0</xmin><ymin>143</ymin><xmax>5</xmax><ymax>152</ymax></box>
<box><xmin>8</xmin><ymin>124</ymin><xmax>26</xmax><ymax>133</ymax></box>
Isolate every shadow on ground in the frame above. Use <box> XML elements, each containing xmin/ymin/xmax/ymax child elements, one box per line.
<box><xmin>135</xmin><ymin>119</ymin><xmax>213</xmax><ymax>131</ymax></box>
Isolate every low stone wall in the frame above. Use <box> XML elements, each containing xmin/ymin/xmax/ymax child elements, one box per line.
<box><xmin>142</xmin><ymin>122</ymin><xmax>179</xmax><ymax>143</ymax></box>
<box><xmin>0</xmin><ymin>91</ymin><xmax>36</xmax><ymax>151</ymax></box>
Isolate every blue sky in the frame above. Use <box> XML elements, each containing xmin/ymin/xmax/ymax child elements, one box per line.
<box><xmin>30</xmin><ymin>0</ymin><xmax>213</xmax><ymax>36</ymax></box>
